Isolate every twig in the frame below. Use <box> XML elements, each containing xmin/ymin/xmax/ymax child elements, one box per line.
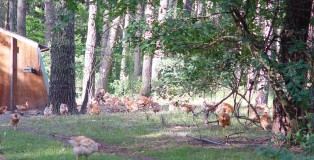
<box><xmin>205</xmin><ymin>120</ymin><xmax>218</xmax><ymax>124</ymax></box>
<box><xmin>225</xmin><ymin>131</ymin><xmax>246</xmax><ymax>143</ymax></box>
<box><xmin>186</xmin><ymin>134</ymin><xmax>226</xmax><ymax>146</ymax></box>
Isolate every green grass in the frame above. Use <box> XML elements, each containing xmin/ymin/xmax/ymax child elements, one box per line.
<box><xmin>145</xmin><ymin>146</ymin><xmax>266</xmax><ymax>160</ymax></box>
<box><xmin>0</xmin><ymin>110</ymin><xmax>305</xmax><ymax>159</ymax></box>
<box><xmin>0</xmin><ymin>129</ymin><xmax>125</xmax><ymax>160</ymax></box>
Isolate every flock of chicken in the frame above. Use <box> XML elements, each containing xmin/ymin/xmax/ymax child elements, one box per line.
<box><xmin>0</xmin><ymin>92</ymin><xmax>272</xmax><ymax>159</ymax></box>
<box><xmin>0</xmin><ymin>101</ymin><xmax>29</xmax><ymax>131</ymax></box>
<box><xmin>204</xmin><ymin>101</ymin><xmax>271</xmax><ymax>130</ymax></box>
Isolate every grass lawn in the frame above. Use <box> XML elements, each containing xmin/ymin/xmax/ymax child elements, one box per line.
<box><xmin>0</xmin><ymin>108</ymin><xmax>307</xmax><ymax>160</ymax></box>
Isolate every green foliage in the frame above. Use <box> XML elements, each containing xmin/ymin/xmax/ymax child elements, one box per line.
<box><xmin>258</xmin><ymin>146</ymin><xmax>295</xmax><ymax>160</ymax></box>
<box><xmin>110</xmin><ymin>78</ymin><xmax>142</xmax><ymax>97</ymax></box>
<box><xmin>26</xmin><ymin>15</ymin><xmax>45</xmax><ymax>44</ymax></box>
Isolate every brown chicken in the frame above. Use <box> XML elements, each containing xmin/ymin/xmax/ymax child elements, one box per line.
<box><xmin>121</xmin><ymin>97</ymin><xmax>138</xmax><ymax>112</ymax></box>
<box><xmin>135</xmin><ymin>96</ymin><xmax>151</xmax><ymax>109</ymax></box>
<box><xmin>180</xmin><ymin>103</ymin><xmax>196</xmax><ymax>115</ymax></box>
<box><xmin>104</xmin><ymin>96</ymin><xmax>121</xmax><ymax>107</ymax></box>
<box><xmin>60</xmin><ymin>103</ymin><xmax>69</xmax><ymax>115</ymax></box>
<box><xmin>16</xmin><ymin>101</ymin><xmax>29</xmax><ymax>112</ymax></box>
<box><xmin>44</xmin><ymin>104</ymin><xmax>53</xmax><ymax>117</ymax></box>
<box><xmin>87</xmin><ymin>103</ymin><xmax>101</xmax><ymax>115</ymax></box>
<box><xmin>11</xmin><ymin>113</ymin><xmax>20</xmax><ymax>130</ymax></box>
<box><xmin>76</xmin><ymin>104</ymin><xmax>82</xmax><ymax>112</ymax></box>
<box><xmin>168</xmin><ymin>98</ymin><xmax>180</xmax><ymax>112</ymax></box>
<box><xmin>218</xmin><ymin>108</ymin><xmax>231</xmax><ymax>129</ymax></box>
<box><xmin>150</xmin><ymin>101</ymin><xmax>163</xmax><ymax>113</ymax></box>
<box><xmin>94</xmin><ymin>88</ymin><xmax>106</xmax><ymax>103</ymax></box>
<box><xmin>68</xmin><ymin>136</ymin><xmax>100</xmax><ymax>160</ymax></box>
<box><xmin>260</xmin><ymin>111</ymin><xmax>272</xmax><ymax>130</ymax></box>
<box><xmin>203</xmin><ymin>101</ymin><xmax>217</xmax><ymax>112</ymax></box>
<box><xmin>0</xmin><ymin>106</ymin><xmax>8</xmax><ymax>114</ymax></box>
<box><xmin>221</xmin><ymin>102</ymin><xmax>234</xmax><ymax>114</ymax></box>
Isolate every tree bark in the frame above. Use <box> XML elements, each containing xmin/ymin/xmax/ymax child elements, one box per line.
<box><xmin>9</xmin><ymin>0</ymin><xmax>17</xmax><ymax>32</ymax></box>
<box><xmin>183</xmin><ymin>0</ymin><xmax>192</xmax><ymax>15</ymax></box>
<box><xmin>141</xmin><ymin>0</ymin><xmax>154</xmax><ymax>96</ymax></box>
<box><xmin>271</xmin><ymin>0</ymin><xmax>313</xmax><ymax>135</ymax></box>
<box><xmin>17</xmin><ymin>0</ymin><xmax>27</xmax><ymax>36</ymax></box>
<box><xmin>99</xmin><ymin>12</ymin><xmax>121</xmax><ymax>91</ymax></box>
<box><xmin>81</xmin><ymin>0</ymin><xmax>98</xmax><ymax>113</ymax></box>
<box><xmin>0</xmin><ymin>0</ymin><xmax>6</xmax><ymax>28</ymax></box>
<box><xmin>196</xmin><ymin>0</ymin><xmax>205</xmax><ymax>17</ymax></box>
<box><xmin>97</xmin><ymin>7</ymin><xmax>110</xmax><ymax>90</ymax></box>
<box><xmin>133</xmin><ymin>3</ymin><xmax>144</xmax><ymax>78</ymax></box>
<box><xmin>152</xmin><ymin>0</ymin><xmax>168</xmax><ymax>81</ymax></box>
<box><xmin>45</xmin><ymin>0</ymin><xmax>53</xmax><ymax>44</ymax></box>
<box><xmin>5</xmin><ymin>0</ymin><xmax>9</xmax><ymax>30</ymax></box>
<box><xmin>120</xmin><ymin>10</ymin><xmax>130</xmax><ymax>82</ymax></box>
<box><xmin>49</xmin><ymin>0</ymin><xmax>76</xmax><ymax>114</ymax></box>
<box><xmin>168</xmin><ymin>0</ymin><xmax>178</xmax><ymax>18</ymax></box>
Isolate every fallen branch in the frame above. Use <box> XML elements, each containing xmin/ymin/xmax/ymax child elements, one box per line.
<box><xmin>205</xmin><ymin>120</ymin><xmax>218</xmax><ymax>124</ymax></box>
<box><xmin>186</xmin><ymin>134</ymin><xmax>226</xmax><ymax>146</ymax></box>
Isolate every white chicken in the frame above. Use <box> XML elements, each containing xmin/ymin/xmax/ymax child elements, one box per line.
<box><xmin>68</xmin><ymin>136</ymin><xmax>100</xmax><ymax>160</ymax></box>
<box><xmin>44</xmin><ymin>104</ymin><xmax>53</xmax><ymax>117</ymax></box>
<box><xmin>60</xmin><ymin>103</ymin><xmax>68</xmax><ymax>115</ymax></box>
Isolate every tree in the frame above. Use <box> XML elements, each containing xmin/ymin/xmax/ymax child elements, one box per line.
<box><xmin>97</xmin><ymin>3</ymin><xmax>110</xmax><ymax>90</ymax></box>
<box><xmin>141</xmin><ymin>0</ymin><xmax>154</xmax><ymax>96</ymax></box>
<box><xmin>5</xmin><ymin>0</ymin><xmax>9</xmax><ymax>30</ymax></box>
<box><xmin>17</xmin><ymin>0</ymin><xmax>27</xmax><ymax>36</ymax></box>
<box><xmin>0</xmin><ymin>0</ymin><xmax>6</xmax><ymax>28</ymax></box>
<box><xmin>151</xmin><ymin>0</ymin><xmax>168</xmax><ymax>81</ymax></box>
<box><xmin>196</xmin><ymin>0</ymin><xmax>205</xmax><ymax>17</ymax></box>
<box><xmin>49</xmin><ymin>0</ymin><xmax>76</xmax><ymax>114</ymax></box>
<box><xmin>133</xmin><ymin>2</ymin><xmax>144</xmax><ymax>78</ymax></box>
<box><xmin>227</xmin><ymin>0</ymin><xmax>313</xmax><ymax>135</ymax></box>
<box><xmin>182</xmin><ymin>0</ymin><xmax>192</xmax><ymax>15</ymax></box>
<box><xmin>9</xmin><ymin>0</ymin><xmax>17</xmax><ymax>32</ymax></box>
<box><xmin>168</xmin><ymin>0</ymin><xmax>178</xmax><ymax>18</ymax></box>
<box><xmin>271</xmin><ymin>0</ymin><xmax>313</xmax><ymax>135</ymax></box>
<box><xmin>45</xmin><ymin>0</ymin><xmax>53</xmax><ymax>44</ymax></box>
<box><xmin>81</xmin><ymin>0</ymin><xmax>98</xmax><ymax>113</ymax></box>
<box><xmin>98</xmin><ymin>5</ymin><xmax>121</xmax><ymax>91</ymax></box>
<box><xmin>120</xmin><ymin>9</ymin><xmax>130</xmax><ymax>82</ymax></box>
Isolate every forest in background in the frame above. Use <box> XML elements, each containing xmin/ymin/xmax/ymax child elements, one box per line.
<box><xmin>1</xmin><ymin>0</ymin><xmax>314</xmax><ymax>155</ymax></box>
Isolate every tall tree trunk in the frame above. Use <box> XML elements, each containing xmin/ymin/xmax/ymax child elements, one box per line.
<box><xmin>271</xmin><ymin>0</ymin><xmax>313</xmax><ymax>135</ymax></box>
<box><xmin>152</xmin><ymin>0</ymin><xmax>167</xmax><ymax>81</ymax></box>
<box><xmin>120</xmin><ymin>10</ymin><xmax>130</xmax><ymax>82</ymax></box>
<box><xmin>99</xmin><ymin>12</ymin><xmax>121</xmax><ymax>91</ymax></box>
<box><xmin>0</xmin><ymin>0</ymin><xmax>5</xmax><ymax>28</ymax></box>
<box><xmin>183</xmin><ymin>0</ymin><xmax>192</xmax><ymax>15</ymax></box>
<box><xmin>141</xmin><ymin>0</ymin><xmax>154</xmax><ymax>96</ymax></box>
<box><xmin>9</xmin><ymin>0</ymin><xmax>17</xmax><ymax>32</ymax></box>
<box><xmin>133</xmin><ymin>3</ymin><xmax>144</xmax><ymax>78</ymax></box>
<box><xmin>168</xmin><ymin>0</ymin><xmax>178</xmax><ymax>18</ymax></box>
<box><xmin>5</xmin><ymin>0</ymin><xmax>9</xmax><ymax>30</ymax></box>
<box><xmin>17</xmin><ymin>0</ymin><xmax>27</xmax><ymax>36</ymax></box>
<box><xmin>45</xmin><ymin>0</ymin><xmax>53</xmax><ymax>44</ymax></box>
<box><xmin>81</xmin><ymin>0</ymin><xmax>98</xmax><ymax>113</ymax></box>
<box><xmin>97</xmin><ymin>7</ymin><xmax>110</xmax><ymax>90</ymax></box>
<box><xmin>49</xmin><ymin>0</ymin><xmax>76</xmax><ymax>114</ymax></box>
<box><xmin>196</xmin><ymin>0</ymin><xmax>205</xmax><ymax>17</ymax></box>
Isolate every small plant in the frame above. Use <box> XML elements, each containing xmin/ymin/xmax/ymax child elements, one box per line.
<box><xmin>258</xmin><ymin>146</ymin><xmax>294</xmax><ymax>160</ymax></box>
